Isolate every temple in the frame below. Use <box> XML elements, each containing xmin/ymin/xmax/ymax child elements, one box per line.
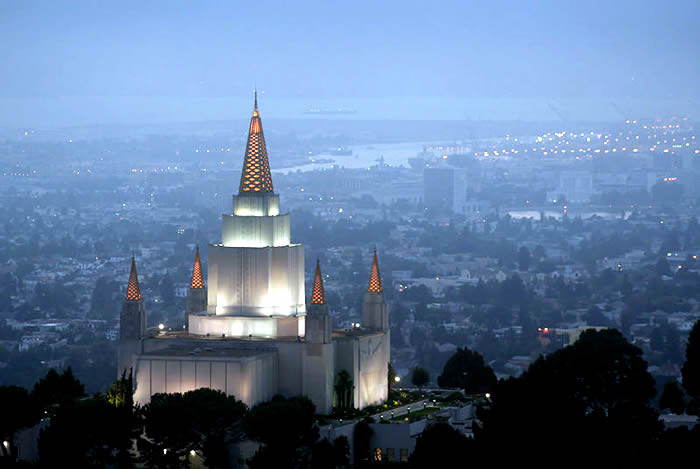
<box><xmin>118</xmin><ymin>94</ymin><xmax>390</xmax><ymax>413</ymax></box>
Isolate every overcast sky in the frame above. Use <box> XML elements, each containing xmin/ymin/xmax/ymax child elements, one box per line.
<box><xmin>0</xmin><ymin>0</ymin><xmax>698</xmax><ymax>126</ymax></box>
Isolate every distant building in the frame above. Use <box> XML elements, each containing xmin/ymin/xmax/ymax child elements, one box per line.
<box><xmin>424</xmin><ymin>165</ymin><xmax>482</xmax><ymax>217</ymax></box>
<box><xmin>547</xmin><ymin>171</ymin><xmax>593</xmax><ymax>203</ymax></box>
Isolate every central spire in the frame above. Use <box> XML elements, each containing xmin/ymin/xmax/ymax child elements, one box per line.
<box><xmin>239</xmin><ymin>90</ymin><xmax>274</xmax><ymax>194</ymax></box>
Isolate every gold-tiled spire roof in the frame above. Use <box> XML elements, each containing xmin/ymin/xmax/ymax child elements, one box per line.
<box><xmin>238</xmin><ymin>90</ymin><xmax>274</xmax><ymax>194</ymax></box>
<box><xmin>126</xmin><ymin>257</ymin><xmax>142</xmax><ymax>301</ymax></box>
<box><xmin>190</xmin><ymin>246</ymin><xmax>205</xmax><ymax>289</ymax></box>
<box><xmin>311</xmin><ymin>258</ymin><xmax>326</xmax><ymax>305</ymax></box>
<box><xmin>368</xmin><ymin>250</ymin><xmax>383</xmax><ymax>293</ymax></box>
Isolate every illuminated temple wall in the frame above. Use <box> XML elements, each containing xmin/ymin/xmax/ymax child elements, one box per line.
<box><xmin>188</xmin><ymin>314</ymin><xmax>305</xmax><ymax>338</ymax></box>
<box><xmin>335</xmin><ymin>331</ymin><xmax>390</xmax><ymax>409</ymax></box>
<box><xmin>132</xmin><ymin>348</ymin><xmax>278</xmax><ymax>407</ymax></box>
<box><xmin>204</xmin><ymin>191</ymin><xmax>306</xmax><ymax>322</ymax></box>
<box><xmin>206</xmin><ymin>244</ymin><xmax>306</xmax><ymax>318</ymax></box>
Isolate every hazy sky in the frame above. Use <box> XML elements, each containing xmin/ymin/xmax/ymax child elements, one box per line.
<box><xmin>1</xmin><ymin>0</ymin><xmax>698</xmax><ymax>126</ymax></box>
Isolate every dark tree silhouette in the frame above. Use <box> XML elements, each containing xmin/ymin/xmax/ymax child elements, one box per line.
<box><xmin>682</xmin><ymin>320</ymin><xmax>700</xmax><ymax>397</ymax></box>
<box><xmin>311</xmin><ymin>437</ymin><xmax>350</xmax><ymax>469</ymax></box>
<box><xmin>409</xmin><ymin>423</ymin><xmax>472</xmax><ymax>468</ymax></box>
<box><xmin>334</xmin><ymin>370</ymin><xmax>354</xmax><ymax>410</ymax></box>
<box><xmin>411</xmin><ymin>367</ymin><xmax>429</xmax><ymax>390</ymax></box>
<box><xmin>39</xmin><ymin>396</ymin><xmax>137</xmax><ymax>468</ymax></box>
<box><xmin>660</xmin><ymin>380</ymin><xmax>685</xmax><ymax>415</ymax></box>
<box><xmin>0</xmin><ymin>386</ymin><xmax>39</xmax><ymax>459</ymax></box>
<box><xmin>437</xmin><ymin>347</ymin><xmax>497</xmax><ymax>394</ymax></box>
<box><xmin>31</xmin><ymin>368</ymin><xmax>85</xmax><ymax>415</ymax></box>
<box><xmin>518</xmin><ymin>246</ymin><xmax>531</xmax><ymax>271</ymax></box>
<box><xmin>245</xmin><ymin>395</ymin><xmax>319</xmax><ymax>469</ymax></box>
<box><xmin>682</xmin><ymin>320</ymin><xmax>700</xmax><ymax>414</ymax></box>
<box><xmin>139</xmin><ymin>389</ymin><xmax>247</xmax><ymax>469</ymax></box>
<box><xmin>476</xmin><ymin>329</ymin><xmax>660</xmax><ymax>463</ymax></box>
<box><xmin>352</xmin><ymin>418</ymin><xmax>374</xmax><ymax>467</ymax></box>
<box><xmin>387</xmin><ymin>362</ymin><xmax>397</xmax><ymax>397</ymax></box>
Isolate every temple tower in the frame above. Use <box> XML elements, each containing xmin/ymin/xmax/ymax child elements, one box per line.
<box><xmin>189</xmin><ymin>92</ymin><xmax>306</xmax><ymax>338</ymax></box>
<box><xmin>118</xmin><ymin>257</ymin><xmax>146</xmax><ymax>375</ymax></box>
<box><xmin>184</xmin><ymin>246</ymin><xmax>207</xmax><ymax>328</ymax></box>
<box><xmin>306</xmin><ymin>259</ymin><xmax>332</xmax><ymax>344</ymax></box>
<box><xmin>361</xmin><ymin>250</ymin><xmax>389</xmax><ymax>331</ymax></box>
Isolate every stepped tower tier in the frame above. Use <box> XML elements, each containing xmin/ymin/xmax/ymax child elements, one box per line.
<box><xmin>189</xmin><ymin>92</ymin><xmax>306</xmax><ymax>338</ymax></box>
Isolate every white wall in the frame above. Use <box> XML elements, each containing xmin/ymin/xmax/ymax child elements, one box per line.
<box><xmin>132</xmin><ymin>351</ymin><xmax>278</xmax><ymax>407</ymax></box>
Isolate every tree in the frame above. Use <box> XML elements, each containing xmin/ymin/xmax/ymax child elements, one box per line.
<box><xmin>476</xmin><ymin>329</ymin><xmax>660</xmax><ymax>462</ymax></box>
<box><xmin>533</xmin><ymin>245</ymin><xmax>546</xmax><ymax>260</ymax></box>
<box><xmin>106</xmin><ymin>368</ymin><xmax>134</xmax><ymax>409</ymax></box>
<box><xmin>245</xmin><ymin>395</ymin><xmax>319</xmax><ymax>468</ymax></box>
<box><xmin>650</xmin><ymin>327</ymin><xmax>664</xmax><ymax>352</ymax></box>
<box><xmin>518</xmin><ymin>246</ymin><xmax>531</xmax><ymax>271</ymax></box>
<box><xmin>352</xmin><ymin>418</ymin><xmax>374</xmax><ymax>467</ymax></box>
<box><xmin>411</xmin><ymin>367</ymin><xmax>429</xmax><ymax>390</ymax></box>
<box><xmin>681</xmin><ymin>320</ymin><xmax>700</xmax><ymax>410</ymax></box>
<box><xmin>159</xmin><ymin>272</ymin><xmax>175</xmax><ymax>305</ymax></box>
<box><xmin>660</xmin><ymin>380</ymin><xmax>685</xmax><ymax>415</ymax></box>
<box><xmin>0</xmin><ymin>386</ymin><xmax>39</xmax><ymax>459</ymax></box>
<box><xmin>31</xmin><ymin>368</ymin><xmax>85</xmax><ymax>415</ymax></box>
<box><xmin>311</xmin><ymin>437</ymin><xmax>349</xmax><ymax>469</ymax></box>
<box><xmin>139</xmin><ymin>389</ymin><xmax>247</xmax><ymax>469</ymax></box>
<box><xmin>437</xmin><ymin>347</ymin><xmax>497</xmax><ymax>394</ymax></box>
<box><xmin>409</xmin><ymin>423</ymin><xmax>472</xmax><ymax>468</ymax></box>
<box><xmin>334</xmin><ymin>370</ymin><xmax>354</xmax><ymax>411</ymax></box>
<box><xmin>655</xmin><ymin>257</ymin><xmax>671</xmax><ymax>277</ymax></box>
<box><xmin>663</xmin><ymin>324</ymin><xmax>682</xmax><ymax>363</ymax></box>
<box><xmin>90</xmin><ymin>276</ymin><xmax>119</xmax><ymax>319</ymax></box>
<box><xmin>39</xmin><ymin>396</ymin><xmax>136</xmax><ymax>468</ymax></box>
<box><xmin>387</xmin><ymin>362</ymin><xmax>396</xmax><ymax>397</ymax></box>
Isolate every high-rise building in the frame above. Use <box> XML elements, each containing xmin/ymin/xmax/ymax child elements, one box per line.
<box><xmin>118</xmin><ymin>94</ymin><xmax>390</xmax><ymax>413</ymax></box>
<box><xmin>424</xmin><ymin>165</ymin><xmax>483</xmax><ymax>218</ymax></box>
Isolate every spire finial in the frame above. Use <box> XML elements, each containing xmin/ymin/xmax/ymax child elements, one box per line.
<box><xmin>311</xmin><ymin>258</ymin><xmax>326</xmax><ymax>305</ymax></box>
<box><xmin>239</xmin><ymin>87</ymin><xmax>274</xmax><ymax>194</ymax></box>
<box><xmin>190</xmin><ymin>246</ymin><xmax>205</xmax><ymax>289</ymax></box>
<box><xmin>368</xmin><ymin>250</ymin><xmax>383</xmax><ymax>293</ymax></box>
<box><xmin>126</xmin><ymin>257</ymin><xmax>142</xmax><ymax>301</ymax></box>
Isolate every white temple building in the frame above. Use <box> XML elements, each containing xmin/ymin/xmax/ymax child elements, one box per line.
<box><xmin>118</xmin><ymin>94</ymin><xmax>390</xmax><ymax>413</ymax></box>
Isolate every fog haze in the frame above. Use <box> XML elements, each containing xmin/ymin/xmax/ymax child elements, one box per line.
<box><xmin>1</xmin><ymin>0</ymin><xmax>698</xmax><ymax>127</ymax></box>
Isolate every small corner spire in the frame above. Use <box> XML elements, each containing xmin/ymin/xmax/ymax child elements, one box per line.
<box><xmin>126</xmin><ymin>257</ymin><xmax>142</xmax><ymax>301</ymax></box>
<box><xmin>368</xmin><ymin>250</ymin><xmax>383</xmax><ymax>293</ymax></box>
<box><xmin>190</xmin><ymin>246</ymin><xmax>205</xmax><ymax>289</ymax></box>
<box><xmin>311</xmin><ymin>258</ymin><xmax>326</xmax><ymax>305</ymax></box>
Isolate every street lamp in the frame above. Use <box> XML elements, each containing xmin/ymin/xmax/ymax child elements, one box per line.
<box><xmin>394</xmin><ymin>376</ymin><xmax>400</xmax><ymax>383</ymax></box>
